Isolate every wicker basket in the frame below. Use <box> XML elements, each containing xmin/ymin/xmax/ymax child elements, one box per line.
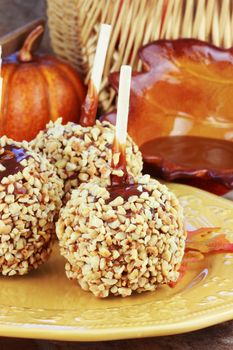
<box><xmin>47</xmin><ymin>0</ymin><xmax>233</xmax><ymax>111</ymax></box>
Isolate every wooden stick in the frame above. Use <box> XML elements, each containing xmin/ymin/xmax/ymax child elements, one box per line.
<box><xmin>115</xmin><ymin>65</ymin><xmax>132</xmax><ymax>147</ymax></box>
<box><xmin>91</xmin><ymin>23</ymin><xmax>111</xmax><ymax>93</ymax></box>
<box><xmin>0</xmin><ymin>46</ymin><xmax>3</xmax><ymax>113</ymax></box>
<box><xmin>80</xmin><ymin>23</ymin><xmax>111</xmax><ymax>126</ymax></box>
<box><xmin>111</xmin><ymin>65</ymin><xmax>132</xmax><ymax>186</ymax></box>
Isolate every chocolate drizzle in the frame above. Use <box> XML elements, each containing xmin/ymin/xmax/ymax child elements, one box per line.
<box><xmin>106</xmin><ymin>183</ymin><xmax>144</xmax><ymax>203</ymax></box>
<box><xmin>110</xmin><ymin>138</ymin><xmax>132</xmax><ymax>187</ymax></box>
<box><xmin>0</xmin><ymin>144</ymin><xmax>31</xmax><ymax>180</ymax></box>
<box><xmin>107</xmin><ymin>134</ymin><xmax>143</xmax><ymax>202</ymax></box>
<box><xmin>79</xmin><ymin>79</ymin><xmax>98</xmax><ymax>127</ymax></box>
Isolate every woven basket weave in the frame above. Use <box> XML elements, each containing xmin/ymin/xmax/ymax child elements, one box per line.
<box><xmin>47</xmin><ymin>0</ymin><xmax>233</xmax><ymax>111</ymax></box>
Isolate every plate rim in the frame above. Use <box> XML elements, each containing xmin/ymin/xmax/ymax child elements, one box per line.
<box><xmin>0</xmin><ymin>305</ymin><xmax>232</xmax><ymax>341</ymax></box>
<box><xmin>0</xmin><ymin>183</ymin><xmax>233</xmax><ymax>341</ymax></box>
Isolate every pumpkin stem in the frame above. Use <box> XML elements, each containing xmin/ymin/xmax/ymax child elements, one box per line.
<box><xmin>18</xmin><ymin>25</ymin><xmax>44</xmax><ymax>62</ymax></box>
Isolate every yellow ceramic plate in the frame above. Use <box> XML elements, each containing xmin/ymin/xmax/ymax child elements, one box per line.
<box><xmin>0</xmin><ymin>183</ymin><xmax>233</xmax><ymax>341</ymax></box>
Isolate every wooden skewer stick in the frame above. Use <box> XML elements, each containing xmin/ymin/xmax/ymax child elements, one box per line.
<box><xmin>112</xmin><ymin>65</ymin><xmax>132</xmax><ymax>186</ymax></box>
<box><xmin>0</xmin><ymin>46</ymin><xmax>3</xmax><ymax>114</ymax></box>
<box><xmin>80</xmin><ymin>23</ymin><xmax>111</xmax><ymax>127</ymax></box>
<box><xmin>115</xmin><ymin>65</ymin><xmax>132</xmax><ymax>149</ymax></box>
<box><xmin>91</xmin><ymin>23</ymin><xmax>111</xmax><ymax>94</ymax></box>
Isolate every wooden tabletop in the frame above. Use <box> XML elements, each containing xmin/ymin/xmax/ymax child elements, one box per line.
<box><xmin>0</xmin><ymin>320</ymin><xmax>233</xmax><ymax>349</ymax></box>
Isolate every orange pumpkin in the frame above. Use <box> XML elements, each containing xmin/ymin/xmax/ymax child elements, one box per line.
<box><xmin>0</xmin><ymin>25</ymin><xmax>86</xmax><ymax>141</ymax></box>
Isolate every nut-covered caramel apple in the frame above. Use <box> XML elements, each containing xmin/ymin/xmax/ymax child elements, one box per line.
<box><xmin>31</xmin><ymin>25</ymin><xmax>142</xmax><ymax>201</ymax></box>
<box><xmin>56</xmin><ymin>175</ymin><xmax>185</xmax><ymax>297</ymax></box>
<box><xmin>0</xmin><ymin>136</ymin><xmax>63</xmax><ymax>275</ymax></box>
<box><xmin>56</xmin><ymin>66</ymin><xmax>185</xmax><ymax>297</ymax></box>
<box><xmin>30</xmin><ymin>118</ymin><xmax>143</xmax><ymax>202</ymax></box>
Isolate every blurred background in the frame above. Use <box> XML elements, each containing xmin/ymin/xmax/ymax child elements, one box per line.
<box><xmin>0</xmin><ymin>0</ymin><xmax>51</xmax><ymax>52</ymax></box>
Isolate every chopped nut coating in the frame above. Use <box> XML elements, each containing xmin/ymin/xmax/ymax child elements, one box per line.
<box><xmin>0</xmin><ymin>137</ymin><xmax>63</xmax><ymax>276</ymax></box>
<box><xmin>57</xmin><ymin>176</ymin><xmax>185</xmax><ymax>298</ymax></box>
<box><xmin>30</xmin><ymin>119</ymin><xmax>143</xmax><ymax>202</ymax></box>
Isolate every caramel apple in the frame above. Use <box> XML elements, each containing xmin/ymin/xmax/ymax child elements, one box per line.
<box><xmin>56</xmin><ymin>66</ymin><xmax>185</xmax><ymax>297</ymax></box>
<box><xmin>56</xmin><ymin>175</ymin><xmax>185</xmax><ymax>297</ymax></box>
<box><xmin>30</xmin><ymin>118</ymin><xmax>143</xmax><ymax>202</ymax></box>
<box><xmin>31</xmin><ymin>25</ymin><xmax>142</xmax><ymax>201</ymax></box>
<box><xmin>0</xmin><ymin>136</ymin><xmax>63</xmax><ymax>275</ymax></box>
